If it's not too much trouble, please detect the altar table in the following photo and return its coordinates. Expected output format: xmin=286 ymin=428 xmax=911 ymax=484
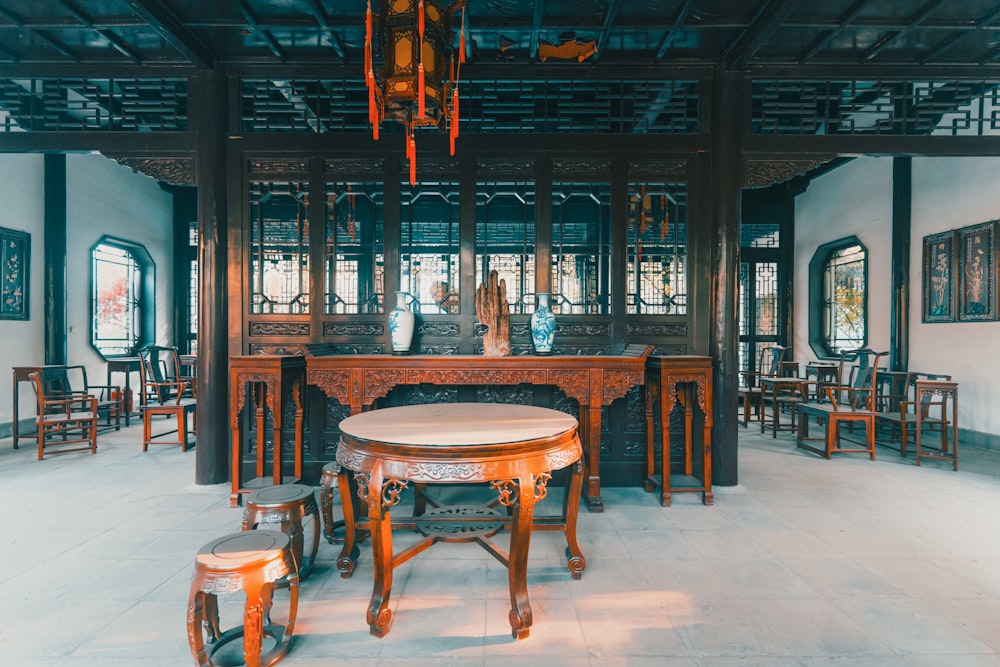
xmin=307 ymin=344 xmax=652 ymax=512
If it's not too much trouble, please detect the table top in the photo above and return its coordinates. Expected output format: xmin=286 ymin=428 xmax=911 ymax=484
xmin=337 ymin=403 xmax=582 ymax=481
xmin=339 ymin=403 xmax=577 ymax=447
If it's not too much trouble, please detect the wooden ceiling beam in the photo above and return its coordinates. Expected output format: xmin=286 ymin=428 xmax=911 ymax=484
xmin=304 ymin=0 xmax=347 ymax=63
xmin=591 ymin=0 xmax=622 ymax=63
xmin=724 ymin=0 xmax=803 ymax=70
xmin=54 ymin=0 xmax=143 ymax=62
xmin=121 ymin=0 xmax=213 ymax=66
xmin=655 ymin=0 xmax=695 ymax=62
xmin=795 ymin=0 xmax=868 ymax=63
xmin=529 ymin=0 xmax=544 ymax=61
xmin=239 ymin=0 xmax=287 ymax=62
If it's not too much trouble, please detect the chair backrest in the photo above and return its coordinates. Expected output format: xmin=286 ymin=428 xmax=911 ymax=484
xmin=845 ymin=350 xmax=885 ymax=410
xmin=137 ymin=345 xmax=185 ymax=405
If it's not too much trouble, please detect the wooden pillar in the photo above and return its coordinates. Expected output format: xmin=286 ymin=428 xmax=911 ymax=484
xmin=171 ymin=187 xmax=197 ymax=353
xmin=890 ymin=157 xmax=911 ymax=372
xmin=193 ymin=68 xmax=230 ymax=485
xmin=43 ymin=154 xmax=67 ymax=365
xmin=709 ymin=68 xmax=745 ymax=487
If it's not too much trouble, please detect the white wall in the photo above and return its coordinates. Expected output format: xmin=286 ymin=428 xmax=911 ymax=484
xmin=794 ymin=155 xmax=1000 ymax=439
xmin=793 ymin=157 xmax=894 ymax=363
xmin=65 ymin=154 xmax=175 ymax=387
xmin=0 ymin=154 xmax=45 ymax=429
xmin=0 ymin=154 xmax=174 ymax=435
xmin=911 ymin=157 xmax=1000 ymax=436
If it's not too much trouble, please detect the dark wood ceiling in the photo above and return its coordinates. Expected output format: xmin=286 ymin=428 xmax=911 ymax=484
xmin=2 ymin=0 xmax=1000 ymax=74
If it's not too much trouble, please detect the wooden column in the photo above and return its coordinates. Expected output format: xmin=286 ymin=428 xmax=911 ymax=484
xmin=709 ymin=68 xmax=745 ymax=487
xmin=890 ymin=157 xmax=911 ymax=372
xmin=193 ymin=68 xmax=230 ymax=485
xmin=43 ymin=154 xmax=67 ymax=365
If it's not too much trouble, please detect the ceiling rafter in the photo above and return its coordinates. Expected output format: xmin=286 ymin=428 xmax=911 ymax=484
xmin=795 ymin=0 xmax=868 ymax=63
xmin=724 ymin=0 xmax=803 ymax=70
xmin=921 ymin=3 xmax=1000 ymax=65
xmin=860 ymin=0 xmax=949 ymax=63
xmin=55 ymin=0 xmax=141 ymax=62
xmin=529 ymin=0 xmax=545 ymax=61
xmin=120 ymin=0 xmax=213 ymax=66
xmin=0 ymin=5 xmax=79 ymax=61
xmin=591 ymin=0 xmax=622 ymax=63
xmin=304 ymin=0 xmax=347 ymax=63
xmin=655 ymin=0 xmax=695 ymax=62
xmin=239 ymin=0 xmax=287 ymax=62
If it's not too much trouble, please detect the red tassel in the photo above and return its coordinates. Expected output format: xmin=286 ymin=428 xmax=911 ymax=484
xmin=459 ymin=8 xmax=466 ymax=65
xmin=449 ymin=87 xmax=458 ymax=155
xmin=409 ymin=134 xmax=417 ymax=186
xmin=418 ymin=0 xmax=425 ymax=37
xmin=418 ymin=63 xmax=425 ymax=119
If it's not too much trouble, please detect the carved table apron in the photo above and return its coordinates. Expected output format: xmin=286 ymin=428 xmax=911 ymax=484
xmin=335 ymin=403 xmax=584 ymax=640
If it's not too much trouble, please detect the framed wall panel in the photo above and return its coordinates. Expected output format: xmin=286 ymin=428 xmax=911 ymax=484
xmin=0 ymin=227 xmax=29 ymax=320
xmin=957 ymin=221 xmax=997 ymax=322
xmin=922 ymin=230 xmax=956 ymax=323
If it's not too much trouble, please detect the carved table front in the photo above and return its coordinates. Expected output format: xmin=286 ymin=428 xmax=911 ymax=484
xmin=307 ymin=344 xmax=651 ymax=512
xmin=336 ymin=403 xmax=584 ymax=640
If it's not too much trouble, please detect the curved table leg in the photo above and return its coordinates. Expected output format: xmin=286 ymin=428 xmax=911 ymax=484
xmin=367 ymin=471 xmax=405 ymax=638
xmin=336 ymin=469 xmax=359 ymax=577
xmin=507 ymin=474 xmax=537 ymax=640
xmin=562 ymin=459 xmax=586 ymax=579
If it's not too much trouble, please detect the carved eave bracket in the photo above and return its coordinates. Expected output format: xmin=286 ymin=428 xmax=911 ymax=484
xmin=104 ymin=154 xmax=196 ymax=186
xmin=744 ymin=158 xmax=836 ymax=189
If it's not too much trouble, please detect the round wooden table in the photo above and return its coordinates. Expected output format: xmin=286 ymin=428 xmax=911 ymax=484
xmin=335 ymin=402 xmax=585 ymax=640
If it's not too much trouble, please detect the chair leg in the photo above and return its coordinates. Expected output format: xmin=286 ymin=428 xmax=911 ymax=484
xmin=143 ymin=411 xmax=152 ymax=452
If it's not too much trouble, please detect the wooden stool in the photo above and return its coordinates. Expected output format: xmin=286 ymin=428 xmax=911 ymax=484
xmin=187 ymin=530 xmax=298 ymax=667
xmin=243 ymin=484 xmax=319 ymax=582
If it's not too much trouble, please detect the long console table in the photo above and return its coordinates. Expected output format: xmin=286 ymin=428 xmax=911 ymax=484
xmin=306 ymin=344 xmax=653 ymax=512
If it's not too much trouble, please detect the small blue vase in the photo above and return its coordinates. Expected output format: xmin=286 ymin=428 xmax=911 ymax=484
xmin=530 ymin=293 xmax=556 ymax=355
xmin=388 ymin=291 xmax=415 ymax=355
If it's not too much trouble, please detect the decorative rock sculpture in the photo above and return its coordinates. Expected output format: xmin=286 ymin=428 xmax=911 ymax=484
xmin=475 ymin=270 xmax=511 ymax=357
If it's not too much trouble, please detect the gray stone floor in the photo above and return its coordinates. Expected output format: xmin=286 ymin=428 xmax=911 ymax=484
xmin=2 ymin=418 xmax=1000 ymax=666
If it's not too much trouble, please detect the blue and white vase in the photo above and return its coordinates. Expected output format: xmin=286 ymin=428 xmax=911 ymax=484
xmin=530 ymin=293 xmax=556 ymax=355
xmin=388 ymin=290 xmax=415 ymax=355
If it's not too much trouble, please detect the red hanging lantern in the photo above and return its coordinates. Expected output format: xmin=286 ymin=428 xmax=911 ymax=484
xmin=364 ymin=0 xmax=467 ymax=183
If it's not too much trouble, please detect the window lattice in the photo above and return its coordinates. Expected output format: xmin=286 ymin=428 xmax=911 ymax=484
xmin=325 ymin=181 xmax=384 ymax=314
xmin=0 ymin=77 xmax=187 ymax=132
xmin=552 ymin=183 xmax=612 ymax=314
xmin=752 ymin=79 xmax=1000 ymax=136
xmin=741 ymin=223 xmax=780 ymax=248
xmin=249 ymin=181 xmax=310 ymax=314
xmin=824 ymin=244 xmax=866 ymax=351
xmin=241 ymin=78 xmax=699 ymax=134
xmin=626 ymin=182 xmax=687 ymax=315
xmin=400 ymin=182 xmax=460 ymax=314
xmin=476 ymin=181 xmax=536 ymax=314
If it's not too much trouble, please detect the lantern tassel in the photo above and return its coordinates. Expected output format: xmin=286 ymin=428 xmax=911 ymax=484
xmin=418 ymin=63 xmax=425 ymax=119
xmin=459 ymin=8 xmax=466 ymax=65
xmin=409 ymin=133 xmax=417 ymax=186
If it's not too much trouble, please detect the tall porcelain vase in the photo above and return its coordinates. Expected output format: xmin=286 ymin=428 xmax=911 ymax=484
xmin=530 ymin=293 xmax=556 ymax=355
xmin=388 ymin=291 xmax=416 ymax=355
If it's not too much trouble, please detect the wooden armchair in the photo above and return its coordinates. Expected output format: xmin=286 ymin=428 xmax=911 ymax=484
xmin=138 ymin=345 xmax=192 ymax=406
xmin=876 ymin=372 xmax=953 ymax=459
xmin=64 ymin=365 xmax=122 ymax=431
xmin=796 ymin=351 xmax=886 ymax=460
xmin=738 ymin=345 xmax=791 ymax=426
xmin=28 ymin=370 xmax=99 ymax=460
xmin=137 ymin=345 xmax=197 ymax=451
